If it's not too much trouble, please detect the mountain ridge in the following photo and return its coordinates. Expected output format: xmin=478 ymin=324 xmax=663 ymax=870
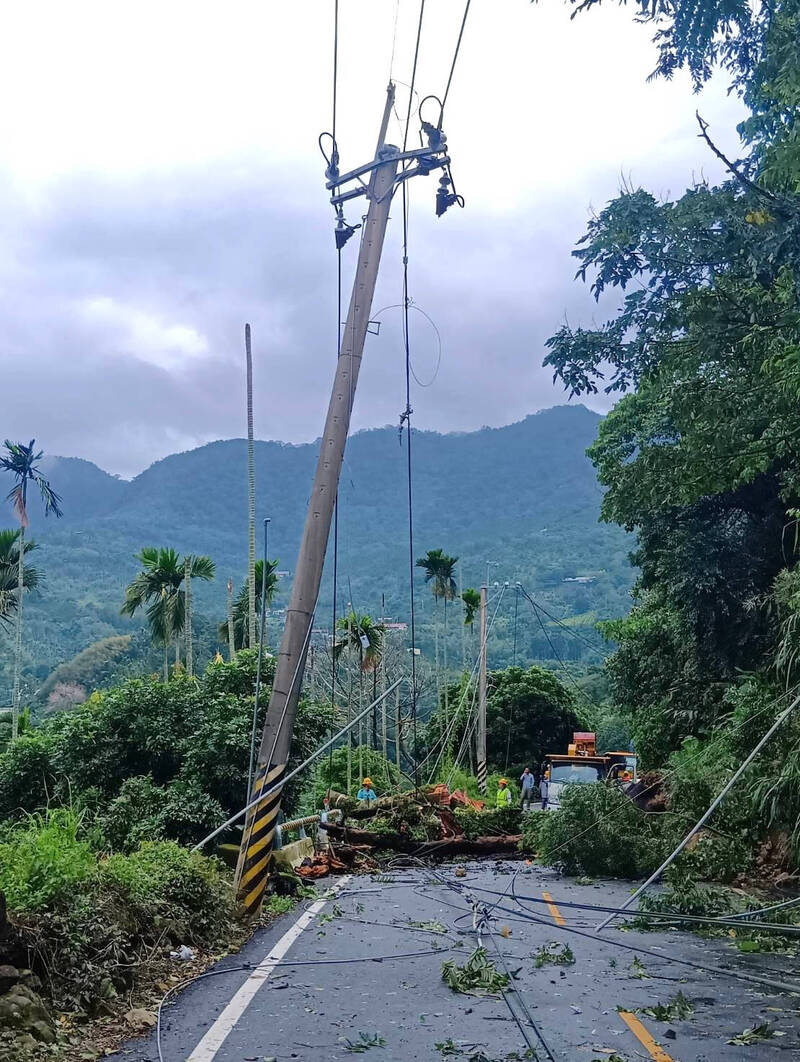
xmin=1 ymin=405 xmax=633 ymax=697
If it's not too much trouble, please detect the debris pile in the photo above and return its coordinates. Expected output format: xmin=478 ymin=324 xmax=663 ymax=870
xmin=314 ymin=785 xmax=522 ymax=872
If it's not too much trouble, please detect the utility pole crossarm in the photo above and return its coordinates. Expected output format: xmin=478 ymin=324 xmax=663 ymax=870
xmin=235 ymin=85 xmax=400 ymax=913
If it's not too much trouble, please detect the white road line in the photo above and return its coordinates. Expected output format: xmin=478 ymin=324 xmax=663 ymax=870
xmin=186 ymin=876 xmax=352 ymax=1062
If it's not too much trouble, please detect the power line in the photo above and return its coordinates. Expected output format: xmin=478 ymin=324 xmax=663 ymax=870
xmin=440 ymin=0 xmax=471 ymax=119
xmin=521 ymin=589 xmax=605 ymax=714
xmin=518 ymin=583 xmax=605 ymax=657
xmin=400 ymin=0 xmax=426 ymax=790
xmin=401 ymin=0 xmax=425 ymax=153
xmin=329 ymin=0 xmax=342 ymax=797
xmin=332 ymin=0 xmax=339 ymax=152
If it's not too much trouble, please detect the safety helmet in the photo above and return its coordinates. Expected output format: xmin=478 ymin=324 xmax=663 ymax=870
xmin=363 ymin=778 xmax=373 ymax=787
xmin=499 ymin=778 xmax=508 ymax=786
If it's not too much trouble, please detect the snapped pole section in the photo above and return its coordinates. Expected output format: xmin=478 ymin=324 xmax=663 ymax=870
xmin=595 ymin=689 xmax=800 ymax=931
xmin=477 ymin=583 xmax=488 ymax=795
xmin=235 ymin=86 xmax=399 ymax=913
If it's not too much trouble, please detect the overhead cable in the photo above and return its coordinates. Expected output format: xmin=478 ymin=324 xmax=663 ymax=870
xmin=440 ymin=0 xmax=472 ymax=119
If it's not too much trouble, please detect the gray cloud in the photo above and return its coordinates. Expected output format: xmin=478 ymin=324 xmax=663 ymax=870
xmin=0 ymin=160 xmax=625 ymax=478
xmin=0 ymin=0 xmax=748 ymax=477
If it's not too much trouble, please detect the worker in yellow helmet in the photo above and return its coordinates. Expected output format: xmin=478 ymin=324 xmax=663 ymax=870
xmin=495 ymin=778 xmax=513 ymax=809
xmin=357 ymin=777 xmax=377 ymax=806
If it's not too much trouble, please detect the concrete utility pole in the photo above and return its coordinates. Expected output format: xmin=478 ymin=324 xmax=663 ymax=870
xmin=235 ymin=78 xmax=457 ymax=912
xmin=477 ymin=583 xmax=488 ymax=795
xmin=235 ymin=87 xmax=402 ymax=913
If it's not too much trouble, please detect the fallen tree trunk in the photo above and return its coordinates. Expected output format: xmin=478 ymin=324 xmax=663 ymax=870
xmin=326 ymin=822 xmax=521 ymax=856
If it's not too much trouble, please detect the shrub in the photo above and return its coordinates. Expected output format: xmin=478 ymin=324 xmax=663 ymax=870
xmin=9 ymin=838 xmax=236 ymax=1014
xmin=0 ymin=652 xmax=335 ymax=847
xmin=454 ymin=806 xmax=522 ymax=840
xmin=535 ymin=783 xmax=670 ymax=878
xmin=679 ymin=831 xmax=751 ymax=883
xmin=0 ymin=730 xmax=56 ymax=819
xmin=0 ymin=807 xmax=95 ymax=912
xmin=637 ymin=868 xmax=740 ymax=921
xmin=97 ymin=774 xmax=164 ymax=851
xmin=310 ymin=745 xmax=400 ymax=806
xmin=520 ymin=809 xmax=548 ymax=853
xmin=101 ymin=841 xmax=232 ymax=944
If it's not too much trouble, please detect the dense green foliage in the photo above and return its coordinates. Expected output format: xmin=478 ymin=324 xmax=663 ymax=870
xmin=0 ymin=409 xmax=634 ymax=707
xmin=1 ymin=806 xmax=234 ymax=1013
xmin=0 ymin=529 xmax=38 ymax=621
xmin=541 ymin=0 xmax=800 ymax=872
xmin=425 ymin=665 xmax=581 ymax=776
xmin=310 ymin=745 xmax=400 ymax=806
xmin=453 ymin=805 xmax=521 ymax=840
xmin=532 ymin=784 xmax=669 ymax=878
xmin=0 ymin=651 xmax=334 ymax=846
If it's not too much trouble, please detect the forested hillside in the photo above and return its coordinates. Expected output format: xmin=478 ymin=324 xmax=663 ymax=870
xmin=0 ymin=405 xmax=632 ymax=703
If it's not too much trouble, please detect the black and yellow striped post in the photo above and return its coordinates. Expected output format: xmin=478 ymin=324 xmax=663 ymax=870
xmin=235 ymin=761 xmax=287 ymax=913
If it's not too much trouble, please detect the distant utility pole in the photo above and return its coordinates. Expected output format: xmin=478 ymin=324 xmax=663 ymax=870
xmin=245 ymin=323 xmax=257 ymax=651
xmin=477 ymin=583 xmax=488 ymax=795
xmin=235 ymin=84 xmax=455 ymax=912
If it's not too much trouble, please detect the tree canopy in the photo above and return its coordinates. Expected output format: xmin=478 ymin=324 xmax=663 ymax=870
xmin=544 ymin=0 xmax=800 ymax=766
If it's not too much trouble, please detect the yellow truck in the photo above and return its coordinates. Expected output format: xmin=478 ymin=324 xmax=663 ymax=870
xmin=541 ymin=732 xmax=637 ymax=811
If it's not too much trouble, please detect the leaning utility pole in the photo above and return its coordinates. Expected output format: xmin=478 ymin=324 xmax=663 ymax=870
xmin=477 ymin=583 xmax=488 ymax=795
xmin=235 ymin=84 xmax=456 ymax=912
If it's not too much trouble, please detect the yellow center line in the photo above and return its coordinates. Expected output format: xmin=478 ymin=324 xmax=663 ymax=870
xmin=619 ymin=1010 xmax=676 ymax=1062
xmin=541 ymin=890 xmax=565 ymax=926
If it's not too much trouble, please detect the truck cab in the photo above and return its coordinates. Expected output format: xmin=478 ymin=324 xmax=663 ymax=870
xmin=541 ymin=733 xmax=637 ymax=811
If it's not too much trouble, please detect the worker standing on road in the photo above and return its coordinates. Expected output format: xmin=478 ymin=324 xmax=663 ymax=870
xmin=519 ymin=767 xmax=535 ymax=811
xmin=495 ymin=778 xmax=513 ymax=809
xmin=357 ymin=777 xmax=377 ymax=806
xmin=317 ymin=796 xmax=331 ymax=851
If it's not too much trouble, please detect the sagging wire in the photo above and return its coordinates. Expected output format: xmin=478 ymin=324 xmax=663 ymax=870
xmin=155 ymin=941 xmax=461 ymax=1062
xmin=517 ymin=585 xmax=605 ymax=716
xmin=507 ymin=875 xmax=800 ymax=996
xmin=398 ymin=857 xmax=557 ymax=1062
xmin=423 ymin=583 xmax=508 ymax=783
xmin=399 ymin=0 xmax=426 ymax=792
xmin=517 ymin=583 xmax=606 ymax=658
xmin=371 ymin=300 xmax=443 ymax=388
xmin=408 ymin=859 xmax=800 ymax=997
xmin=462 ymin=884 xmax=800 ymax=938
xmin=440 ymin=0 xmax=472 ymax=120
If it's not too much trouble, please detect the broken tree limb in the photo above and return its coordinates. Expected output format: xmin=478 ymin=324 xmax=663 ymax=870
xmin=325 ymin=822 xmax=521 ymax=856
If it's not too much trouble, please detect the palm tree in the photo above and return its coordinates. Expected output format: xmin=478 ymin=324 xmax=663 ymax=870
xmin=122 ymin=547 xmax=183 ymax=679
xmin=333 ymin=611 xmax=385 ymax=792
xmin=218 ymin=559 xmax=278 ymax=651
xmin=0 ymin=529 xmax=39 ymax=622
xmin=122 ymin=547 xmax=214 ymax=678
xmin=462 ymin=587 xmax=481 ymax=627
xmin=416 ymin=548 xmax=458 ymax=731
xmin=0 ymin=440 xmax=62 ymax=739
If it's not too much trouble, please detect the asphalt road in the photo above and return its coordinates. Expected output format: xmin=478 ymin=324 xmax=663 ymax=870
xmin=115 ymin=859 xmax=800 ymax=1062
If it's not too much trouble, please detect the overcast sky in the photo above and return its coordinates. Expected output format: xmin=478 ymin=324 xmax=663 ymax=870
xmin=0 ymin=1 xmax=745 ymax=477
